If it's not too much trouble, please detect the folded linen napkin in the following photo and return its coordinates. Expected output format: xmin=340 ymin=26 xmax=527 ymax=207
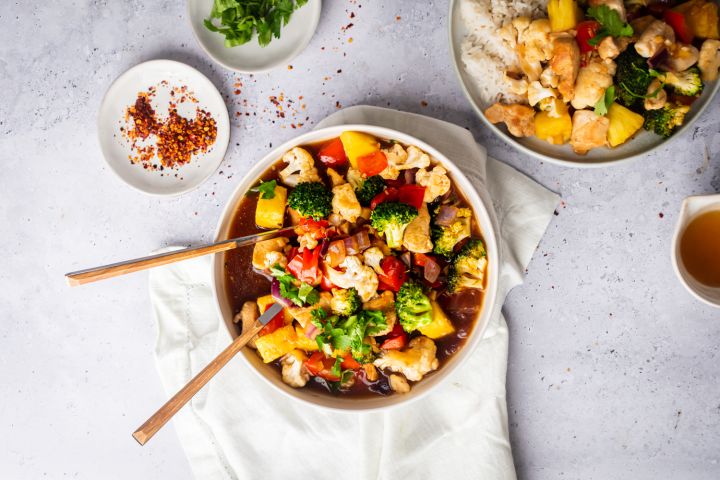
xmin=149 ymin=106 xmax=560 ymax=480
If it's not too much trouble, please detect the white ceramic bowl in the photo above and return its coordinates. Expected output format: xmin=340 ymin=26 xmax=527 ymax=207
xmin=187 ymin=0 xmax=322 ymax=73
xmin=211 ymin=125 xmax=499 ymax=411
xmin=448 ymin=0 xmax=720 ymax=168
xmin=671 ymin=194 xmax=720 ymax=308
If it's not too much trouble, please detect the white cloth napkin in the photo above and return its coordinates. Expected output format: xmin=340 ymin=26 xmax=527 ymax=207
xmin=149 ymin=106 xmax=560 ymax=480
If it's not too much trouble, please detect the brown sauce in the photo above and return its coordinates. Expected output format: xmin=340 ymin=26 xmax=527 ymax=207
xmin=680 ymin=210 xmax=720 ymax=287
xmin=222 ymin=138 xmax=487 ymax=396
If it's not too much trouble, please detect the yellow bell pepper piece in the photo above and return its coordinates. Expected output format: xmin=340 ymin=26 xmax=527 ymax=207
xmin=255 ymin=325 xmax=298 ymax=363
xmin=255 ymin=185 xmax=287 ymax=229
xmin=293 ymin=324 xmax=319 ymax=352
xmin=418 ymin=300 xmax=455 ymax=339
xmin=547 ymin=0 xmax=580 ymax=32
xmin=256 ymin=294 xmax=293 ymax=323
xmin=339 ymin=131 xmax=380 ymax=169
xmin=607 ymin=103 xmax=644 ymax=147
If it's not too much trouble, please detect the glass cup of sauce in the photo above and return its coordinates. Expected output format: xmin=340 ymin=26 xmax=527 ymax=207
xmin=671 ymin=194 xmax=720 ymax=308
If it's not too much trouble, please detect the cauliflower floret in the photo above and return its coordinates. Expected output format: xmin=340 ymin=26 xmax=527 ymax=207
xmin=297 ymin=232 xmax=318 ymax=252
xmin=379 ymin=144 xmax=431 ymax=180
xmin=373 ymin=336 xmax=439 ymax=382
xmin=326 ymin=167 xmax=346 ymax=187
xmin=362 ymin=247 xmax=385 ymax=274
xmin=504 ymin=72 xmax=529 ymax=96
xmin=540 ymin=66 xmax=559 ymax=88
xmin=346 ymin=167 xmax=364 ymax=189
xmin=325 ymin=256 xmax=379 ymax=302
xmin=331 ymin=183 xmax=362 ymax=223
xmin=402 ymin=203 xmax=433 ymax=253
xmin=415 ymin=166 xmax=451 ymax=203
xmin=251 ymin=237 xmax=289 ymax=271
xmin=278 ymin=147 xmax=321 ymax=187
xmin=527 ymin=81 xmax=558 ymax=107
xmin=389 ymin=374 xmax=411 ymax=393
xmin=362 ymin=290 xmax=396 ymax=336
xmin=281 ymin=350 xmax=309 ymax=388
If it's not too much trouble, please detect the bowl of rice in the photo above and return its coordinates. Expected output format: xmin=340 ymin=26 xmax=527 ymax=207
xmin=448 ymin=0 xmax=720 ymax=167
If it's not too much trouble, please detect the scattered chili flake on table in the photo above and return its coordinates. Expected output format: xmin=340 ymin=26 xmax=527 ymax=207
xmin=121 ymin=83 xmax=217 ymax=170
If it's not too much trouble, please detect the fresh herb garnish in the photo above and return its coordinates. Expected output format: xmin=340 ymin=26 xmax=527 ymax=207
xmin=269 ymin=264 xmax=319 ymax=307
xmin=587 ymin=5 xmax=633 ymax=46
xmin=330 ymin=356 xmax=343 ymax=377
xmin=311 ymin=308 xmax=387 ymax=363
xmin=204 ymin=0 xmax=309 ymax=48
xmin=594 ymin=85 xmax=616 ymax=116
xmin=250 ymin=179 xmax=277 ymax=199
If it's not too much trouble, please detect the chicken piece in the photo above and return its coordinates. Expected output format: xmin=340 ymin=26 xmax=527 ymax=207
xmin=415 ymin=167 xmax=451 ymax=203
xmin=527 ymin=81 xmax=558 ymax=107
xmin=362 ymin=246 xmax=385 ymax=274
xmin=635 ymin=20 xmax=675 ymax=58
xmin=278 ymin=147 xmax=321 ymax=187
xmin=326 ymin=167 xmax=346 ymax=187
xmin=571 ymin=60 xmax=615 ymax=109
xmin=698 ymin=39 xmax=720 ymax=82
xmin=666 ymin=43 xmax=700 ymax=72
xmin=550 ymin=35 xmax=580 ymax=101
xmin=331 ymin=183 xmax=362 ymax=223
xmin=631 ymin=15 xmax=656 ymax=36
xmin=281 ymin=350 xmax=310 ymax=388
xmin=540 ymin=66 xmax=559 ymax=88
xmin=325 ymin=256 xmax=379 ymax=302
xmin=373 ymin=336 xmax=439 ymax=382
xmin=589 ymin=0 xmax=626 ymax=21
xmin=251 ymin=237 xmax=289 ymax=271
xmin=402 ymin=203 xmax=433 ymax=253
xmin=484 ymin=103 xmax=536 ymax=137
xmin=598 ymin=36 xmax=620 ymax=60
xmin=288 ymin=292 xmax=332 ymax=328
xmin=362 ymin=290 xmax=397 ymax=336
xmin=389 ymin=374 xmax=411 ymax=394
xmin=570 ymin=110 xmax=609 ymax=155
xmin=644 ymin=78 xmax=667 ymax=111
xmin=234 ymin=301 xmax=259 ymax=349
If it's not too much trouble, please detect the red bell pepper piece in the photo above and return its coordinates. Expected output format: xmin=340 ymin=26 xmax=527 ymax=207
xmin=341 ymin=353 xmax=362 ymax=370
xmin=297 ymin=218 xmax=329 ymax=239
xmin=575 ymin=20 xmax=600 ymax=54
xmin=377 ymin=256 xmax=407 ymax=292
xmin=305 ymin=352 xmax=341 ymax=381
xmin=380 ymin=323 xmax=407 ymax=350
xmin=317 ymin=138 xmax=348 ymax=168
xmin=319 ymin=264 xmax=336 ymax=291
xmin=287 ymin=246 xmax=322 ymax=286
xmin=664 ymin=10 xmax=693 ymax=44
xmin=370 ymin=187 xmax=398 ymax=209
xmin=357 ymin=151 xmax=388 ymax=176
xmin=397 ymin=184 xmax=425 ymax=210
xmin=413 ymin=252 xmax=435 ymax=267
xmin=258 ymin=305 xmax=285 ymax=336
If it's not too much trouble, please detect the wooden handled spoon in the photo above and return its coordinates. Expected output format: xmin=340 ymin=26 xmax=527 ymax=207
xmin=65 ymin=227 xmax=294 ymax=286
xmin=132 ymin=302 xmax=283 ymax=445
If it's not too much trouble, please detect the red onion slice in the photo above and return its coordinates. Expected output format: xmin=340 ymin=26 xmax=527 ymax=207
xmin=435 ymin=205 xmax=459 ymax=227
xmin=424 ymin=257 xmax=441 ymax=283
xmin=326 ymin=240 xmax=346 ymax=267
xmin=271 ymin=279 xmax=293 ymax=307
xmin=400 ymin=251 xmax=412 ymax=267
xmin=355 ymin=230 xmax=371 ymax=252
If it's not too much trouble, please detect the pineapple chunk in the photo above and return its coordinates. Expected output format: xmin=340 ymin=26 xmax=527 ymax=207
xmin=339 ymin=131 xmax=380 ymax=169
xmin=293 ymin=324 xmax=319 ymax=352
xmin=534 ymin=103 xmax=572 ymax=145
xmin=255 ymin=325 xmax=298 ymax=363
xmin=418 ymin=301 xmax=455 ymax=339
xmin=255 ymin=185 xmax=287 ymax=229
xmin=675 ymin=0 xmax=719 ymax=39
xmin=257 ymin=294 xmax=293 ymax=324
xmin=607 ymin=103 xmax=644 ymax=147
xmin=548 ymin=0 xmax=580 ymax=32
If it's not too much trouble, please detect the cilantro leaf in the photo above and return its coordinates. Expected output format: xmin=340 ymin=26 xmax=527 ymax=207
xmin=252 ymin=180 xmax=277 ymax=199
xmin=330 ymin=356 xmax=343 ymax=377
xmin=594 ymin=85 xmax=616 ymax=116
xmin=587 ymin=5 xmax=633 ymax=46
xmin=269 ymin=264 xmax=320 ymax=307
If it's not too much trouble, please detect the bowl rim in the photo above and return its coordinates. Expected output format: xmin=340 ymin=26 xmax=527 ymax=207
xmin=447 ymin=0 xmax=720 ymax=169
xmin=210 ymin=124 xmax=500 ymax=412
xmin=185 ymin=0 xmax=322 ymax=74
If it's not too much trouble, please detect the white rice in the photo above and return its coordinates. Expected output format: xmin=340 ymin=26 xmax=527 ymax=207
xmin=459 ymin=0 xmax=547 ymax=105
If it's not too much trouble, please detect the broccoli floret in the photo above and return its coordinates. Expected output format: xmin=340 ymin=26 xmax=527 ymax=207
xmin=330 ymin=288 xmax=362 ymax=317
xmin=355 ymin=175 xmax=386 ymax=206
xmin=287 ymin=181 xmax=332 ymax=220
xmin=664 ymin=67 xmax=704 ymax=97
xmin=447 ymin=239 xmax=488 ymax=294
xmin=431 ymin=207 xmax=472 ymax=257
xmin=615 ymin=49 xmax=655 ymax=110
xmin=370 ymin=201 xmax=418 ymax=249
xmin=395 ymin=280 xmax=433 ymax=332
xmin=643 ymin=103 xmax=690 ymax=138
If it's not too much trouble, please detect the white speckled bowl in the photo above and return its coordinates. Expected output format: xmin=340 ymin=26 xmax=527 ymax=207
xmin=448 ymin=0 xmax=720 ymax=168
xmin=210 ymin=125 xmax=499 ymax=411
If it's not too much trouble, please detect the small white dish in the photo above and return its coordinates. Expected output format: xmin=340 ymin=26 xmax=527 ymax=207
xmin=97 ymin=59 xmax=230 ymax=196
xmin=671 ymin=194 xmax=720 ymax=308
xmin=187 ymin=0 xmax=322 ymax=73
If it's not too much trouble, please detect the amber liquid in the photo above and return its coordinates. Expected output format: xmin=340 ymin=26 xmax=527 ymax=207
xmin=680 ymin=210 xmax=720 ymax=287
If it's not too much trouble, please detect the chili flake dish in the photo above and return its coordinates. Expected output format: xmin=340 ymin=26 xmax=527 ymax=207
xmin=217 ymin=129 xmax=495 ymax=400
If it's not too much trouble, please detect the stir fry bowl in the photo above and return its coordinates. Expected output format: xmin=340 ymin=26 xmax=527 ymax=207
xmin=448 ymin=0 xmax=720 ymax=168
xmin=211 ymin=125 xmax=499 ymax=411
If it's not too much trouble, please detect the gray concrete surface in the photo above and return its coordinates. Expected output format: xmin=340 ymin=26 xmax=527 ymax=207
xmin=1 ymin=1 xmax=719 ymax=479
